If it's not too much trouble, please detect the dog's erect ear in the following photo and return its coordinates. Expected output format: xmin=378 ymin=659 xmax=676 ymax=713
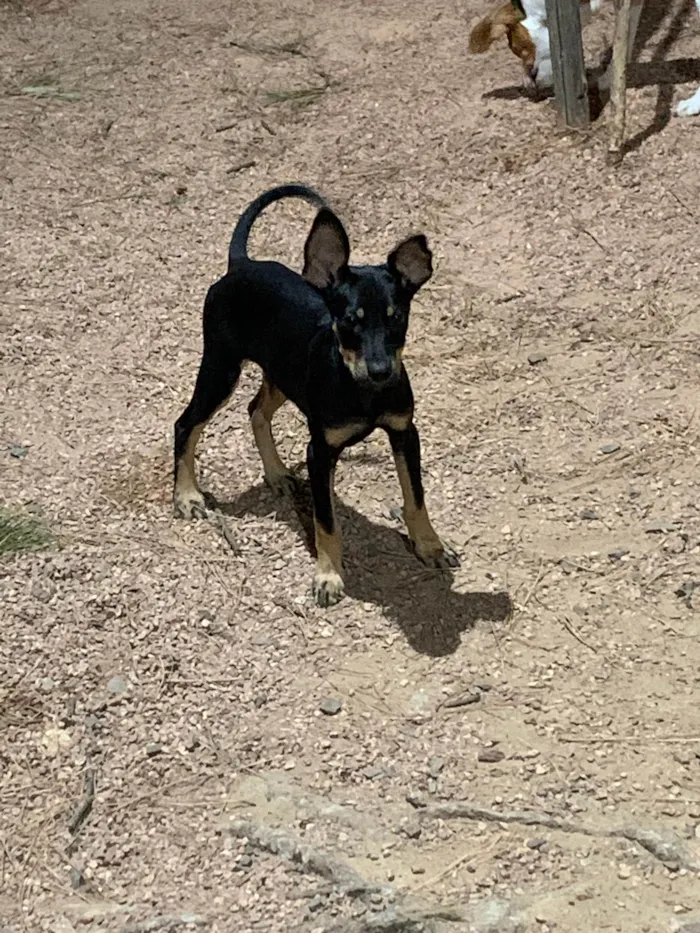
xmin=303 ymin=208 xmax=350 ymax=288
xmin=388 ymin=234 xmax=433 ymax=292
xmin=469 ymin=2 xmax=524 ymax=53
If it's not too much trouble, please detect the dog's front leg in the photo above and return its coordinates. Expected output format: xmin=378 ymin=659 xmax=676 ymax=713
xmin=386 ymin=424 xmax=460 ymax=570
xmin=307 ymin=435 xmax=344 ymax=607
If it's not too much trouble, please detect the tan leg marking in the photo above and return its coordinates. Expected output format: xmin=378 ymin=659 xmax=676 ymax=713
xmin=174 ymin=384 xmax=238 ymax=518
xmin=324 ymin=421 xmax=368 ymax=449
xmin=312 ymin=467 xmax=344 ymax=607
xmin=250 ymin=376 xmax=295 ymax=495
xmin=393 ymin=451 xmax=459 ymax=569
xmin=378 ymin=410 xmax=413 ymax=432
xmin=174 ymin=424 xmax=206 ymax=517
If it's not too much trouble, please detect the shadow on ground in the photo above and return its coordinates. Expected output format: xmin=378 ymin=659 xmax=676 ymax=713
xmin=216 ymin=480 xmax=512 ymax=658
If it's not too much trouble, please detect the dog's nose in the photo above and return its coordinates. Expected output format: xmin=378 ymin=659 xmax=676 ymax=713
xmin=366 ymin=359 xmax=393 ymax=383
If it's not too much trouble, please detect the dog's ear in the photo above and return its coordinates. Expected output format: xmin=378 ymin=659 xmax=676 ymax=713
xmin=388 ymin=234 xmax=433 ymax=292
xmin=303 ymin=208 xmax=350 ymax=288
xmin=469 ymin=2 xmax=523 ymax=53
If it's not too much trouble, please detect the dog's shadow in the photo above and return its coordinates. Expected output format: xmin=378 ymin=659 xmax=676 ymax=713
xmin=215 ymin=478 xmax=512 ymax=658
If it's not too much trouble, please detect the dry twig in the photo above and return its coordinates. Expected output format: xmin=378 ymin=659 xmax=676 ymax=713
xmin=418 ymin=800 xmax=700 ymax=871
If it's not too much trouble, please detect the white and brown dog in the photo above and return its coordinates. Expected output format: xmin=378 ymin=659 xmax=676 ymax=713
xmin=469 ymin=0 xmax=700 ymax=116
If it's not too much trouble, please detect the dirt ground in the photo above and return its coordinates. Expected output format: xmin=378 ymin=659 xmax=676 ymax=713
xmin=2 ymin=0 xmax=700 ymax=930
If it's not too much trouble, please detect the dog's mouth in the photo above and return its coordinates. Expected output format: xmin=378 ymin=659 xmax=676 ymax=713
xmin=338 ymin=346 xmax=401 ymax=387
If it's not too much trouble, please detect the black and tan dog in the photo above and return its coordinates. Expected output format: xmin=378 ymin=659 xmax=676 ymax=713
xmin=174 ymin=184 xmax=458 ymax=607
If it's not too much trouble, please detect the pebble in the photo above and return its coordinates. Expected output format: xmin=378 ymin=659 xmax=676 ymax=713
xmin=600 ymin=442 xmax=621 ymax=454
xmin=107 ymin=675 xmax=129 ymax=694
xmin=617 ymin=863 xmax=632 ymax=880
xmin=527 ymin=351 xmax=547 ymax=365
xmin=645 ymin=518 xmax=680 ymax=534
xmin=443 ymin=690 xmax=480 ymax=709
xmin=9 ymin=444 xmax=28 ymax=459
xmin=184 ymin=735 xmax=200 ymax=752
xmin=400 ymin=819 xmax=422 ymax=839
xmin=39 ymin=677 xmax=55 ymax=693
xmin=428 ymin=756 xmax=445 ymax=777
xmin=319 ymin=697 xmax=342 ymax=716
xmin=580 ymin=508 xmax=597 ymax=521
xmin=478 ymin=747 xmax=505 ymax=763
xmin=70 ymin=867 xmax=84 ymax=889
xmin=145 ymin=742 xmax=162 ymax=757
xmin=410 ymin=865 xmax=426 ymax=875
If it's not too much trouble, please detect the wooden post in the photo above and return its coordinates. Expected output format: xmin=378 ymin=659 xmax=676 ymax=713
xmin=607 ymin=0 xmax=632 ymax=165
xmin=544 ymin=0 xmax=589 ymax=127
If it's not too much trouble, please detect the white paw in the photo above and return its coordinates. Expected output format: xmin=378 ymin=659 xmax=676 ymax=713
xmin=174 ymin=488 xmax=207 ymax=519
xmin=312 ymin=570 xmax=345 ymax=608
xmin=676 ymin=90 xmax=700 ymax=117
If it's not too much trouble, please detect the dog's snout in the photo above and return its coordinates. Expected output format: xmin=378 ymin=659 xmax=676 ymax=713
xmin=366 ymin=358 xmax=394 ymax=383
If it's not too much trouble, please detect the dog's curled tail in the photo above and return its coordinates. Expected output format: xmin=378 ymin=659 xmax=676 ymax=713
xmin=228 ymin=183 xmax=330 ymax=267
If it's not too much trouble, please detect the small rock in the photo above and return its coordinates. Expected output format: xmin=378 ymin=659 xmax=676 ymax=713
xmin=608 ymin=548 xmax=629 ymax=561
xmin=30 ymin=578 xmax=56 ymax=602
xmin=617 ymin=863 xmax=632 ymax=880
xmin=478 ymin=747 xmax=505 ymax=764
xmin=443 ymin=690 xmax=480 ymax=709
xmin=408 ymin=689 xmax=433 ymax=714
xmin=184 ymin=735 xmax=200 ymax=752
xmin=307 ymin=895 xmax=324 ymax=913
xmin=237 ymin=854 xmax=252 ymax=869
xmin=527 ymin=838 xmax=548 ymax=850
xmin=600 ymin=442 xmax=621 ymax=454
xmin=369 ymin=892 xmax=383 ymax=905
xmin=9 ymin=444 xmax=28 ymax=459
xmin=106 ymin=675 xmax=129 ymax=695
xmin=645 ymin=518 xmax=680 ymax=534
xmin=580 ymin=508 xmax=598 ymax=521
xmin=41 ymin=727 xmax=71 ymax=758
xmin=410 ymin=865 xmax=426 ymax=875
xmin=673 ymin=921 xmax=700 ymax=933
xmin=527 ymin=351 xmax=547 ymax=366
xmin=400 ymin=819 xmax=422 ymax=839
xmin=39 ymin=677 xmax=55 ymax=694
xmin=675 ymin=581 xmax=699 ymax=608
xmin=388 ymin=506 xmax=403 ymax=522
xmin=320 ymin=697 xmax=342 ymax=716
xmin=362 ymin=764 xmax=384 ymax=780
xmin=428 ymin=756 xmax=445 ymax=777
xmin=145 ymin=742 xmax=162 ymax=757
xmin=70 ymin=867 xmax=84 ymax=889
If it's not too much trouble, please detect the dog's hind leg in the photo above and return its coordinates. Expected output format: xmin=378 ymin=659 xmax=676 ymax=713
xmin=174 ymin=342 xmax=241 ymax=519
xmin=248 ymin=375 xmax=295 ymax=495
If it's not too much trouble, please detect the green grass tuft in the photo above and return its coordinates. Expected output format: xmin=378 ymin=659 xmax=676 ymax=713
xmin=0 ymin=507 xmax=53 ymax=555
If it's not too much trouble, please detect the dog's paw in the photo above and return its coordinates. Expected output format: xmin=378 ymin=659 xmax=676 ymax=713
xmin=312 ymin=570 xmax=345 ymax=608
xmin=265 ymin=471 xmax=298 ymax=497
xmin=675 ymin=91 xmax=700 ymax=118
xmin=174 ymin=488 xmax=207 ymax=520
xmin=413 ymin=538 xmax=460 ymax=570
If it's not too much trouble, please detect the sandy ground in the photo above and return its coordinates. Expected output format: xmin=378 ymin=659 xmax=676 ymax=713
xmin=2 ymin=0 xmax=700 ymax=930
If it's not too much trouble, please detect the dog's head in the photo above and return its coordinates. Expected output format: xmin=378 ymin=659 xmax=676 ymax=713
xmin=302 ymin=208 xmax=432 ymax=388
xmin=469 ymin=0 xmax=554 ymax=90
